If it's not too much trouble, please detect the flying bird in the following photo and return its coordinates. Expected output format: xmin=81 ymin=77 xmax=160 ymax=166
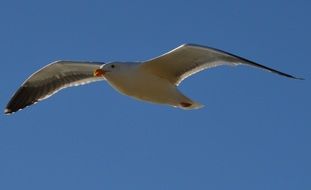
xmin=4 ymin=44 xmax=302 ymax=114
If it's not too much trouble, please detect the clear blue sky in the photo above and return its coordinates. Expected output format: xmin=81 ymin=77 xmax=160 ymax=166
xmin=1 ymin=0 xmax=310 ymax=189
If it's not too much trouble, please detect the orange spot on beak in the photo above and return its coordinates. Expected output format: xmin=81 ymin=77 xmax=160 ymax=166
xmin=93 ymin=69 xmax=105 ymax=77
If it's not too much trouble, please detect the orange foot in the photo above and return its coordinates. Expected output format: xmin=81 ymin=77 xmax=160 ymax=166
xmin=180 ymin=102 xmax=192 ymax=107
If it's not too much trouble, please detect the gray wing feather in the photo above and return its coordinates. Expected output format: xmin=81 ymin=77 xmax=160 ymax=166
xmin=141 ymin=44 xmax=301 ymax=85
xmin=5 ymin=60 xmax=105 ymax=114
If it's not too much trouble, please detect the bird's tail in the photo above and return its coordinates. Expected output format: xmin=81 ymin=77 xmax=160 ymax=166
xmin=178 ymin=100 xmax=204 ymax=110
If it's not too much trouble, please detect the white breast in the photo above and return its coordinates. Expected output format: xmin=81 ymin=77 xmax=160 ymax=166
xmin=105 ymin=66 xmax=179 ymax=104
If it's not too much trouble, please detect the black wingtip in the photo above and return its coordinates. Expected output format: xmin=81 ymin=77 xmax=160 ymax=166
xmin=4 ymin=108 xmax=13 ymax=115
xmin=186 ymin=44 xmax=304 ymax=81
xmin=294 ymin=77 xmax=305 ymax=80
xmin=241 ymin=60 xmax=304 ymax=81
xmin=276 ymin=72 xmax=304 ymax=80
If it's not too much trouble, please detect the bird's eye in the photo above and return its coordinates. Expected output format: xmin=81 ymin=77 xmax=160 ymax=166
xmin=111 ymin=65 xmax=115 ymax=68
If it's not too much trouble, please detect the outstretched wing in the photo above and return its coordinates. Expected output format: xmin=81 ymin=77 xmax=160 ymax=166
xmin=141 ymin=44 xmax=301 ymax=85
xmin=5 ymin=60 xmax=105 ymax=114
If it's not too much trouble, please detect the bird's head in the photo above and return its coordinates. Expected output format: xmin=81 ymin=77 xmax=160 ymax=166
xmin=93 ymin=62 xmax=138 ymax=78
xmin=94 ymin=63 xmax=122 ymax=77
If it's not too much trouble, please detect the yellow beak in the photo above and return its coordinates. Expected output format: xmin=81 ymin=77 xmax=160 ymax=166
xmin=93 ymin=69 xmax=106 ymax=77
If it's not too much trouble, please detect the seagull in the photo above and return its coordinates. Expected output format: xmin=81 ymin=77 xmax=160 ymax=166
xmin=4 ymin=43 xmax=302 ymax=114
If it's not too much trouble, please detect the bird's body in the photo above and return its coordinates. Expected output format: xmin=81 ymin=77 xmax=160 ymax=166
xmin=104 ymin=62 xmax=201 ymax=109
xmin=5 ymin=44 xmax=302 ymax=114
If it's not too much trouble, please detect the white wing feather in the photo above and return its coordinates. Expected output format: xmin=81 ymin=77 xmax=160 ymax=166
xmin=141 ymin=44 xmax=299 ymax=85
xmin=5 ymin=60 xmax=105 ymax=114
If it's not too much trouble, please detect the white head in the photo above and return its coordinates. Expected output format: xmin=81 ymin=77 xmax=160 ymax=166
xmin=93 ymin=62 xmax=135 ymax=78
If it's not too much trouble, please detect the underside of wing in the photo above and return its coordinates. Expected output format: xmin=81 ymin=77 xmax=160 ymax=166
xmin=5 ymin=61 xmax=105 ymax=114
xmin=141 ymin=44 xmax=301 ymax=85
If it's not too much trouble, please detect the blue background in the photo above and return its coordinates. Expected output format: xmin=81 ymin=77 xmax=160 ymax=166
xmin=1 ymin=0 xmax=310 ymax=189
